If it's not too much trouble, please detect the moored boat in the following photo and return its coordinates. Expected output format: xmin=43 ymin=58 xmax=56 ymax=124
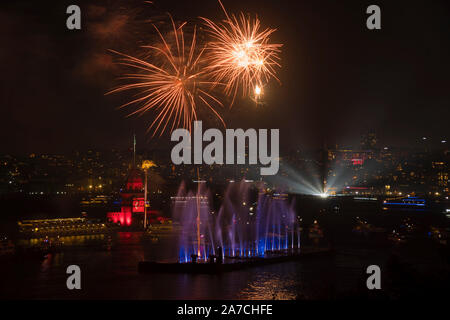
xmin=382 ymin=197 xmax=428 ymax=212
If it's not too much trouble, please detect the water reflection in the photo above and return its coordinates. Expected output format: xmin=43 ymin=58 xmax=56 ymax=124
xmin=2 ymin=223 xmax=449 ymax=300
xmin=239 ymin=272 xmax=298 ymax=300
xmin=18 ymin=234 xmax=107 ymax=247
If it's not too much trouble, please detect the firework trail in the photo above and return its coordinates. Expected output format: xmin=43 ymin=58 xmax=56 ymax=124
xmin=201 ymin=0 xmax=282 ymax=103
xmin=108 ymin=15 xmax=224 ymax=136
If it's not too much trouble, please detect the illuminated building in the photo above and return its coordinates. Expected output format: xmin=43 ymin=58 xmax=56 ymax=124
xmin=361 ymin=132 xmax=377 ymax=150
xmin=107 ymin=136 xmax=159 ymax=227
xmin=17 ymin=218 xmax=112 ymax=236
xmin=107 ymin=168 xmax=148 ymax=227
xmin=327 ymin=149 xmax=374 ymax=166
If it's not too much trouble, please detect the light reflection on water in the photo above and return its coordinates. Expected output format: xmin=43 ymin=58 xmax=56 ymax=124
xmin=238 ymin=272 xmax=298 ymax=300
xmin=1 ymin=231 xmax=381 ymax=300
xmin=19 ymin=234 xmax=106 ymax=244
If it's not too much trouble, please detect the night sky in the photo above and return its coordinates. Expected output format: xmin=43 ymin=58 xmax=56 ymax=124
xmin=1 ymin=0 xmax=449 ymax=154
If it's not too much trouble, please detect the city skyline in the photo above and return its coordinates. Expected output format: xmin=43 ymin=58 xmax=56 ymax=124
xmin=2 ymin=131 xmax=447 ymax=198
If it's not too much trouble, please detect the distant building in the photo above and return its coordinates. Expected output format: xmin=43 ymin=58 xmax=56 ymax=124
xmin=107 ymin=168 xmax=158 ymax=227
xmin=361 ymin=132 xmax=377 ymax=150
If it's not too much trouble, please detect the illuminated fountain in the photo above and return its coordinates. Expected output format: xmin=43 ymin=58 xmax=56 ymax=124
xmin=172 ymin=181 xmax=215 ymax=263
xmin=173 ymin=180 xmax=301 ymax=263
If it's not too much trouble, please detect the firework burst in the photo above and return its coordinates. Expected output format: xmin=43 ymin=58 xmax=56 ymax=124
xmin=201 ymin=0 xmax=282 ymax=102
xmin=108 ymin=16 xmax=224 ymax=136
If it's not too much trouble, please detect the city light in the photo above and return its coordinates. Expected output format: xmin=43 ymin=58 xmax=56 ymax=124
xmin=142 ymin=160 xmax=156 ymax=170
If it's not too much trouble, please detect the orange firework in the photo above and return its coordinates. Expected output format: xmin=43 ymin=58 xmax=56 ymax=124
xmin=108 ymin=16 xmax=224 ymax=136
xmin=201 ymin=0 xmax=282 ymax=102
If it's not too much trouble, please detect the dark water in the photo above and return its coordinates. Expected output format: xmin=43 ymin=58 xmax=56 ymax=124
xmin=1 ymin=195 xmax=449 ymax=300
xmin=2 ymin=231 xmax=449 ymax=300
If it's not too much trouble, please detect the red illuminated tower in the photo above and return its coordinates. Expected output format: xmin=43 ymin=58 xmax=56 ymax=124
xmin=107 ymin=136 xmax=145 ymax=226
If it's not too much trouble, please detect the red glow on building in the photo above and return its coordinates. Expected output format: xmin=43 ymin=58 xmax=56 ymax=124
xmin=132 ymin=198 xmax=145 ymax=213
xmin=125 ymin=171 xmax=144 ymax=191
xmin=107 ymin=167 xmax=163 ymax=227
xmin=352 ymin=159 xmax=364 ymax=165
xmin=107 ymin=169 xmax=146 ymax=227
xmin=107 ymin=208 xmax=132 ymax=226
